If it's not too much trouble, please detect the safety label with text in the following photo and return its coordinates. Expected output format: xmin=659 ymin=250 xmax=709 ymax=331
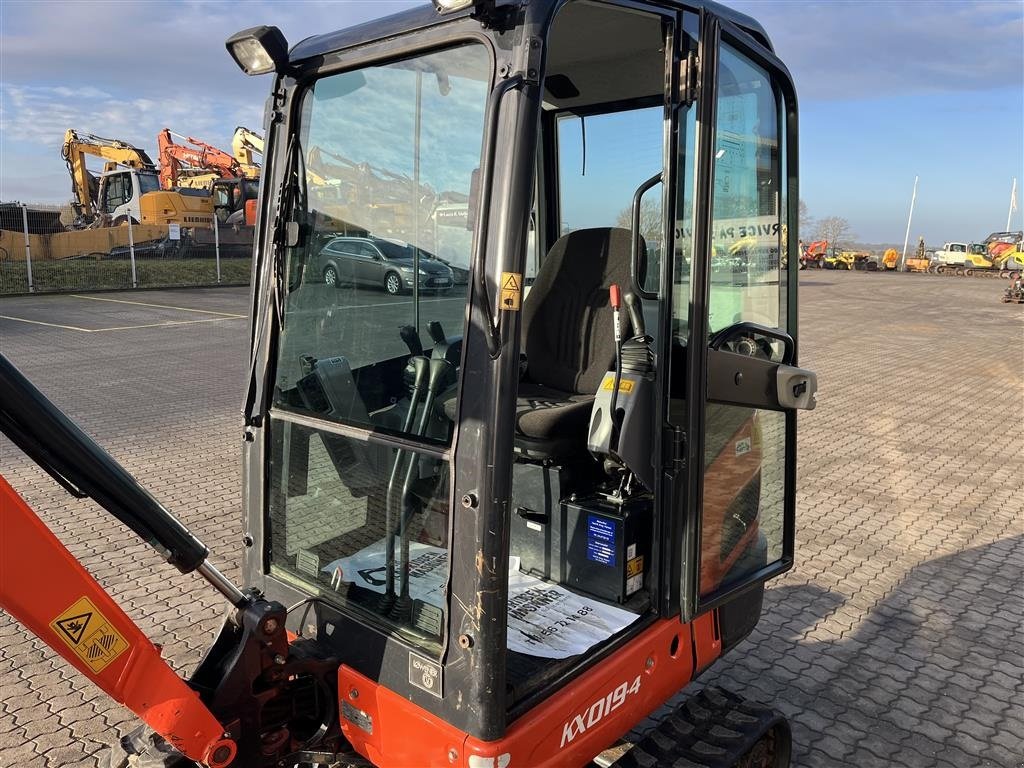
xmin=50 ymin=597 xmax=129 ymax=674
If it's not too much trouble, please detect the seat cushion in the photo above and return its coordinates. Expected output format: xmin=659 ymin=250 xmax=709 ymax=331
xmin=515 ymin=383 xmax=594 ymax=440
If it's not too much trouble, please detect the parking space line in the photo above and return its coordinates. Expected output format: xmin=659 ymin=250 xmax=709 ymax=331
xmin=70 ymin=294 xmax=247 ymax=318
xmin=0 ymin=314 xmax=243 ymax=333
xmin=0 ymin=315 xmax=93 ymax=332
xmin=90 ymin=317 xmax=245 ymax=332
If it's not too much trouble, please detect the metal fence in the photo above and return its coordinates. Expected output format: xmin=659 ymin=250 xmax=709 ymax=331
xmin=0 ymin=203 xmax=253 ymax=295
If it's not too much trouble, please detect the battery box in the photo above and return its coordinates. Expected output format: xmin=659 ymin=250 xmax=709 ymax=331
xmin=512 ymin=492 xmax=652 ymax=604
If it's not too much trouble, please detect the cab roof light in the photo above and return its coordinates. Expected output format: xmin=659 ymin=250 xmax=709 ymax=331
xmin=226 ymin=26 xmax=289 ymax=76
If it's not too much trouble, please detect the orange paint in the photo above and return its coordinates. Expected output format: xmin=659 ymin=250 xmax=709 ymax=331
xmin=0 ymin=475 xmax=234 ymax=767
xmin=339 ymin=617 xmax=720 ymax=767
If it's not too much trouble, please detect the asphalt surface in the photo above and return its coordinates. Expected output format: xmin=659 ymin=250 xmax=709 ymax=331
xmin=0 ymin=274 xmax=1022 ymax=767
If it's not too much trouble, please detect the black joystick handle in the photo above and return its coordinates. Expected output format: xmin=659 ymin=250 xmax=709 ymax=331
xmin=624 ymin=292 xmax=645 ymax=338
xmin=427 ymin=321 xmax=446 ymax=345
xmin=399 ymin=325 xmax=423 ymax=356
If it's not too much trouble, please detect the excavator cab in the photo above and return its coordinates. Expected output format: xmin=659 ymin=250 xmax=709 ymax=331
xmin=0 ymin=2 xmax=815 ymax=768
xmin=234 ymin=0 xmax=814 ymax=763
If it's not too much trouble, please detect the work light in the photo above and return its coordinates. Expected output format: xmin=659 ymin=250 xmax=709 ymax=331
xmin=226 ymin=26 xmax=289 ymax=76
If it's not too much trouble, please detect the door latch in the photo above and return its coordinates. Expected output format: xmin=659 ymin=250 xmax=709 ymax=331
xmin=776 ymin=365 xmax=817 ymax=410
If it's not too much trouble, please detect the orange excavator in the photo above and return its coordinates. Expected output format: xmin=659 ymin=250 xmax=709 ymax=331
xmin=157 ymin=128 xmax=258 ymax=228
xmin=799 ymin=240 xmax=828 ymax=269
xmin=157 ymin=129 xmax=242 ymax=191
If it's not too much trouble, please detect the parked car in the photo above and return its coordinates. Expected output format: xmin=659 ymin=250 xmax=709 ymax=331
xmin=314 ymin=236 xmax=455 ymax=295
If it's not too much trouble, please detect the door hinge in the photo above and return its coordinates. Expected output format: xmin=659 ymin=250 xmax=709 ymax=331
xmin=506 ymin=35 xmax=542 ymax=84
xmin=679 ymin=52 xmax=700 ymax=106
xmin=665 ymin=426 xmax=686 ymax=474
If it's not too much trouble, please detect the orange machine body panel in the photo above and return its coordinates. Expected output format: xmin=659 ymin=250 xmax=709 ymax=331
xmin=0 ymin=475 xmax=235 ymax=767
xmin=337 ymin=614 xmax=721 ymax=767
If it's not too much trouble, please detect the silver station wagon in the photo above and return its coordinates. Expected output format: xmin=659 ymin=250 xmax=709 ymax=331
xmin=315 ymin=236 xmax=455 ymax=295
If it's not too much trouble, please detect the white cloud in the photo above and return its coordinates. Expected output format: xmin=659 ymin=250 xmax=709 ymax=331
xmin=731 ymin=0 xmax=1023 ymax=100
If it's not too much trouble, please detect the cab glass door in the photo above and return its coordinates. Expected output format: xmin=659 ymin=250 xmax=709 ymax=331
xmin=701 ymin=42 xmax=789 ymax=600
xmin=672 ymin=24 xmax=804 ymax=617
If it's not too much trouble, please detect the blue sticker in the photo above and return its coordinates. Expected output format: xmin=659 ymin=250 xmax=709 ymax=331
xmin=586 ymin=514 xmax=617 ymax=566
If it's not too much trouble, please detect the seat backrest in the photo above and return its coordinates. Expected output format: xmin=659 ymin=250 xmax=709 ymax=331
xmin=522 ymin=227 xmax=640 ymax=394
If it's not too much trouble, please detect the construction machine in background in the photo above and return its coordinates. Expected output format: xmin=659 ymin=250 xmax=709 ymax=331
xmin=157 ymin=128 xmax=260 ymax=227
xmin=231 ymin=126 xmax=264 ymax=178
xmin=62 ymin=129 xmax=213 ymax=229
xmin=157 ymin=129 xmax=242 ymax=191
xmin=2 ymin=3 xmax=818 ymax=767
xmin=933 ymin=238 xmax=1024 ymax=279
xmin=799 ymin=239 xmax=828 ymax=269
xmin=1002 ymin=275 xmax=1024 ymax=303
xmin=823 ymin=250 xmax=874 ymax=270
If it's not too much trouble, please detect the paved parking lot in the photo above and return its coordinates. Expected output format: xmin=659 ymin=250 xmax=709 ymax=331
xmin=0 ymin=275 xmax=1022 ymax=767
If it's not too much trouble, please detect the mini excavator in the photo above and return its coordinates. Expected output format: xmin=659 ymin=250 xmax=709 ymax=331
xmin=1 ymin=2 xmax=817 ymax=766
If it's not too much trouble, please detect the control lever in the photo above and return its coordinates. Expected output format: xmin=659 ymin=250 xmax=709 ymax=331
xmin=383 ymin=356 xmax=430 ymax=609
xmin=427 ymin=321 xmax=446 ymax=345
xmin=608 ymin=285 xmax=624 ymax=441
xmin=399 ymin=325 xmax=424 ymax=356
xmin=394 ymin=357 xmax=452 ymax=618
xmin=623 ymin=291 xmax=645 ymax=338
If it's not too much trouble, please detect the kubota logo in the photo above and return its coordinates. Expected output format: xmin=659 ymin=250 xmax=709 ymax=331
xmin=559 ymin=676 xmax=641 ymax=748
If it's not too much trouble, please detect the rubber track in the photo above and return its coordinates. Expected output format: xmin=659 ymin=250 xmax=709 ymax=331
xmin=610 ymin=686 xmax=791 ymax=768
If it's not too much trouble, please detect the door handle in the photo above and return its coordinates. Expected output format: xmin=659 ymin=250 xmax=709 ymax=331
xmin=776 ymin=365 xmax=817 ymax=410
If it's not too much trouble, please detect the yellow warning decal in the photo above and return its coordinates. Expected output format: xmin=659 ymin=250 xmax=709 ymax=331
xmin=626 ymin=556 xmax=644 ymax=578
xmin=50 ymin=597 xmax=129 ymax=674
xmin=601 ymin=377 xmax=635 ymax=394
xmin=500 ymin=272 xmax=522 ymax=311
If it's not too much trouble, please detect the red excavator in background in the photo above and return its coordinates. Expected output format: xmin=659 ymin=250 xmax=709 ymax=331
xmin=157 ymin=129 xmax=242 ymax=191
xmin=798 ymin=240 xmax=829 ymax=269
xmin=157 ymin=128 xmax=259 ymax=228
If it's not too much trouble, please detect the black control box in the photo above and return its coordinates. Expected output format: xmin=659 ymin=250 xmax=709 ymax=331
xmin=512 ymin=493 xmax=652 ymax=604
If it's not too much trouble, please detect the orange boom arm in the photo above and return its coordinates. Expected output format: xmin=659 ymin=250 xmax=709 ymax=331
xmin=0 ymin=475 xmax=236 ymax=768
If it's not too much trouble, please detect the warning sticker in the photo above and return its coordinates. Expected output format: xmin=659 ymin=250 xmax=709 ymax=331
xmin=500 ymin=272 xmax=522 ymax=311
xmin=601 ymin=377 xmax=635 ymax=394
xmin=626 ymin=556 xmax=644 ymax=578
xmin=50 ymin=597 xmax=129 ymax=674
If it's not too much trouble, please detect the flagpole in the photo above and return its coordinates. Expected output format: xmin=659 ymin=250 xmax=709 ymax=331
xmin=1007 ymin=177 xmax=1017 ymax=231
xmin=900 ymin=175 xmax=919 ymax=271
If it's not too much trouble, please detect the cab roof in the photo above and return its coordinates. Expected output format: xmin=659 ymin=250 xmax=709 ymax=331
xmin=289 ymin=0 xmax=773 ymax=63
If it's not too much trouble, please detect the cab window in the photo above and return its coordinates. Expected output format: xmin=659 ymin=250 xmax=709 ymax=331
xmin=266 ymin=42 xmax=490 ymax=650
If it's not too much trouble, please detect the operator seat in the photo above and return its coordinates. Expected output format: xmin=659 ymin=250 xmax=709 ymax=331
xmin=515 ymin=226 xmax=641 ymax=457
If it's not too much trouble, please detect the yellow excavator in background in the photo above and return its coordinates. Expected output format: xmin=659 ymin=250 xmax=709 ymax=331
xmin=231 ymin=126 xmax=263 ymax=179
xmin=62 ymin=129 xmax=213 ymax=229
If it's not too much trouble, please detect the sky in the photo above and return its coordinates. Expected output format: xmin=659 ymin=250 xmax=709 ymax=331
xmin=1 ymin=0 xmax=1021 ymax=246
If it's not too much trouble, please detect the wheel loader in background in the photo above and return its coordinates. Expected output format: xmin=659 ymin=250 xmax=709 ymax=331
xmin=0 ymin=2 xmax=817 ymax=767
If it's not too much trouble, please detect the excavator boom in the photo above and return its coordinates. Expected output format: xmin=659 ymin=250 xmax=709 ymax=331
xmin=231 ymin=126 xmax=263 ymax=178
xmin=158 ymin=128 xmax=241 ymax=190
xmin=0 ymin=477 xmax=236 ymax=768
xmin=62 ymin=129 xmax=157 ymax=224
